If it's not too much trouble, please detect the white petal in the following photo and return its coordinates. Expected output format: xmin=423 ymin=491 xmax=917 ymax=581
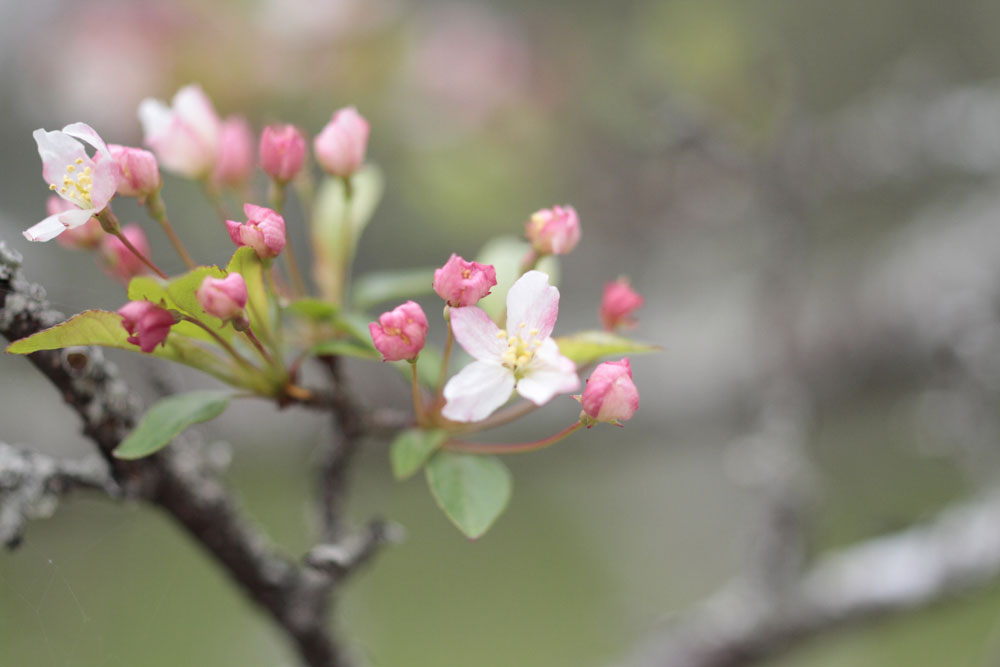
xmin=138 ymin=98 xmax=171 ymax=141
xmin=62 ymin=122 xmax=110 ymax=159
xmin=516 ymin=338 xmax=579 ymax=405
xmin=442 ymin=361 xmax=515 ymax=422
xmin=450 ymin=306 xmax=506 ymax=362
xmin=59 ymin=207 xmax=99 ymax=228
xmin=505 ymin=270 xmax=559 ymax=340
xmin=34 ymin=128 xmax=86 ymax=186
xmin=23 ymin=213 xmax=68 ymax=242
xmin=173 ymin=84 xmax=220 ymax=152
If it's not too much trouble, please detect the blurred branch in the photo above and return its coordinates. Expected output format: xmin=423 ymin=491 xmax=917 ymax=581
xmin=624 ymin=489 xmax=1000 ymax=667
xmin=0 ymin=241 xmax=363 ymax=667
xmin=0 ymin=441 xmax=117 ymax=548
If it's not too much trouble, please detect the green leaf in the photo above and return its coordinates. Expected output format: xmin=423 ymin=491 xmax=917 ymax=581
xmin=113 ymin=390 xmax=232 ymax=460
xmin=128 ymin=268 xmax=233 ymax=344
xmin=351 ymin=267 xmax=436 ymax=311
xmin=311 ymin=166 xmax=384 ymax=302
xmin=475 ymin=237 xmax=559 ymax=322
xmin=286 ymin=298 xmax=339 ymax=321
xmin=554 ymin=330 xmax=659 ymax=367
xmin=166 ymin=266 xmax=228 ymax=330
xmin=425 ymin=451 xmax=512 ymax=539
xmin=310 ymin=339 xmax=380 ymax=360
xmin=227 ymin=247 xmax=273 ymax=344
xmin=391 ymin=429 xmax=447 ymax=480
xmin=5 ymin=310 xmax=262 ymax=390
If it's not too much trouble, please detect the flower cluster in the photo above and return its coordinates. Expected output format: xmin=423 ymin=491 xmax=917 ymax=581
xmin=11 ymin=83 xmax=651 ymax=538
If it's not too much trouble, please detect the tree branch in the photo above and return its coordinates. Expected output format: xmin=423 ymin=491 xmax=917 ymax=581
xmin=0 ymin=441 xmax=117 ymax=548
xmin=0 ymin=242 xmax=372 ymax=667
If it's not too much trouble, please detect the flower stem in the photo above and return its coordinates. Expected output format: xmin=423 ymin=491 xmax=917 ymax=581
xmin=241 ymin=326 xmax=274 ymax=366
xmin=201 ymin=179 xmax=231 ymax=227
xmin=339 ymin=175 xmax=354 ymax=305
xmin=146 ymin=190 xmax=196 ymax=269
xmin=410 ymin=359 xmax=426 ymax=425
xmin=269 ymin=180 xmax=307 ymax=297
xmin=97 ymin=209 xmax=168 ymax=279
xmin=181 ymin=316 xmax=257 ymax=371
xmin=435 ymin=311 xmax=454 ymax=398
xmin=444 ymin=421 xmax=584 ymax=455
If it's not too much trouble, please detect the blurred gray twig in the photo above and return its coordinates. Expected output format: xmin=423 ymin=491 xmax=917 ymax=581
xmin=0 ymin=441 xmax=117 ymax=548
xmin=625 ymin=489 xmax=1000 ymax=667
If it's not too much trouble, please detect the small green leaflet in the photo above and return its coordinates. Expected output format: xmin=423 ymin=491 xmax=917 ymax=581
xmin=310 ymin=339 xmax=380 ymax=360
xmin=391 ymin=429 xmax=448 ymax=480
xmin=554 ymin=330 xmax=658 ymax=367
xmin=351 ymin=267 xmax=436 ymax=311
xmin=286 ymin=298 xmax=340 ymax=321
xmin=311 ymin=166 xmax=384 ymax=302
xmin=475 ymin=236 xmax=559 ymax=322
xmin=425 ymin=451 xmax=512 ymax=539
xmin=113 ymin=390 xmax=232 ymax=460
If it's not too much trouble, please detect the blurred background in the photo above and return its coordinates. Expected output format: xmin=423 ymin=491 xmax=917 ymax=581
xmin=4 ymin=0 xmax=1000 ymax=665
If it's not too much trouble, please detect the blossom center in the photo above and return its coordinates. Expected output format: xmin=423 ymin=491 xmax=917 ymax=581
xmin=50 ymin=158 xmax=94 ymax=207
xmin=497 ymin=322 xmax=542 ymax=376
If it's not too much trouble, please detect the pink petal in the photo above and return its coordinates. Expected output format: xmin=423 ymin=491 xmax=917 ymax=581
xmin=442 ymin=361 xmax=515 ymax=422
xmin=516 ymin=338 xmax=579 ymax=405
xmin=450 ymin=306 xmax=506 ymax=362
xmin=505 ymin=270 xmax=559 ymax=340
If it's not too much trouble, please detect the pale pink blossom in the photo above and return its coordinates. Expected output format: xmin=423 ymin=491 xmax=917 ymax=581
xmin=314 ymin=107 xmax=369 ymax=177
xmin=579 ymin=359 xmax=639 ymax=425
xmin=369 ymin=301 xmax=428 ymax=362
xmin=525 ymin=205 xmax=580 ymax=256
xmin=259 ymin=124 xmax=306 ymax=183
xmin=226 ymin=204 xmax=286 ymax=259
xmin=47 ymin=197 xmax=103 ymax=250
xmin=196 ymin=274 xmax=248 ymax=321
xmin=138 ymin=84 xmax=221 ymax=178
xmin=442 ymin=270 xmax=579 ymax=422
xmin=433 ymin=254 xmax=497 ymax=307
xmin=600 ymin=278 xmax=644 ymax=331
xmin=100 ymin=223 xmax=151 ymax=283
xmin=24 ymin=123 xmax=117 ymax=242
xmin=212 ymin=116 xmax=255 ymax=187
xmin=118 ymin=300 xmax=176 ymax=353
xmin=106 ymin=144 xmax=161 ymax=200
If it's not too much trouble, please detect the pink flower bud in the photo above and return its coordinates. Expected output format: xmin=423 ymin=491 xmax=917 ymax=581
xmin=579 ymin=358 xmax=639 ymax=425
xmin=369 ymin=300 xmax=428 ymax=362
xmin=212 ymin=116 xmax=255 ymax=188
xmin=314 ymin=107 xmax=370 ymax=177
xmin=259 ymin=124 xmax=306 ymax=183
xmin=600 ymin=278 xmax=644 ymax=331
xmin=226 ymin=203 xmax=286 ymax=259
xmin=433 ymin=254 xmax=498 ymax=307
xmin=48 ymin=196 xmax=103 ymax=250
xmin=107 ymin=144 xmax=161 ymax=200
xmin=196 ymin=273 xmax=248 ymax=321
xmin=118 ymin=300 xmax=176 ymax=353
xmin=525 ymin=205 xmax=580 ymax=255
xmin=100 ymin=223 xmax=151 ymax=283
